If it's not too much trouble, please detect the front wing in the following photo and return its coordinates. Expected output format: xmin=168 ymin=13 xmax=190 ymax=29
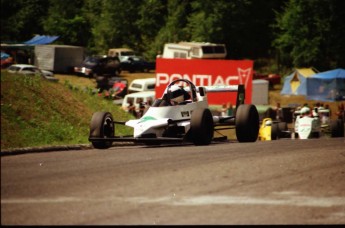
xmin=88 ymin=115 xmax=235 ymax=144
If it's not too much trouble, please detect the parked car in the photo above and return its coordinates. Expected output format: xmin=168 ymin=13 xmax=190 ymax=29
xmin=1 ymin=52 xmax=14 ymax=69
xmin=74 ymin=55 xmax=121 ymax=78
xmin=7 ymin=64 xmax=59 ymax=82
xmin=128 ymin=78 xmax=156 ymax=93
xmin=253 ymin=71 xmax=281 ymax=88
xmin=120 ymin=56 xmax=156 ymax=73
xmin=121 ymin=91 xmax=156 ymax=115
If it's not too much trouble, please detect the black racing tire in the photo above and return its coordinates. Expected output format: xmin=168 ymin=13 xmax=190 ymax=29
xmin=235 ymin=104 xmax=259 ymax=142
xmin=278 ymin=122 xmax=288 ymax=131
xmin=331 ymin=119 xmax=344 ymax=137
xmin=278 ymin=121 xmax=288 ymax=138
xmin=271 ymin=122 xmax=280 ymax=140
xmin=89 ymin=112 xmax=114 ymax=149
xmin=311 ymin=132 xmax=320 ymax=138
xmin=190 ymin=108 xmax=214 ymax=145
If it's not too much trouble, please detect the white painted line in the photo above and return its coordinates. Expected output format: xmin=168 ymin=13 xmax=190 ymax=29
xmin=2 ymin=194 xmax=345 ymax=208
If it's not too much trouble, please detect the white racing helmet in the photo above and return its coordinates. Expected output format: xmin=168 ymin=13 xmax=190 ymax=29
xmin=168 ymin=85 xmax=187 ymax=103
xmin=300 ymin=106 xmax=310 ymax=115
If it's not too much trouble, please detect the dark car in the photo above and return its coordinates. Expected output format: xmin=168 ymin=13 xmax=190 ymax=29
xmin=1 ymin=52 xmax=14 ymax=69
xmin=74 ymin=55 xmax=121 ymax=78
xmin=253 ymin=71 xmax=281 ymax=88
xmin=120 ymin=56 xmax=156 ymax=73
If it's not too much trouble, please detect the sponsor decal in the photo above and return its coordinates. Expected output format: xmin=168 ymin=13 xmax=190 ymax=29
xmin=138 ymin=116 xmax=156 ymax=123
xmin=155 ymin=58 xmax=253 ymax=105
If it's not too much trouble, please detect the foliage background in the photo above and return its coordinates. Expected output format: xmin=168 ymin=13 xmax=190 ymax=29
xmin=1 ymin=0 xmax=345 ymax=71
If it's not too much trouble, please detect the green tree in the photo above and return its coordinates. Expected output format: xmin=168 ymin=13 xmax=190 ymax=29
xmin=1 ymin=0 xmax=49 ymax=42
xmin=273 ymin=0 xmax=345 ymax=70
xmin=136 ymin=0 xmax=168 ymax=60
xmin=186 ymin=0 xmax=227 ymax=42
xmin=90 ymin=0 xmax=141 ymax=54
xmin=80 ymin=0 xmax=104 ymax=54
xmin=183 ymin=0 xmax=284 ymax=59
xmin=148 ymin=0 xmax=192 ymax=58
xmin=43 ymin=0 xmax=90 ymax=46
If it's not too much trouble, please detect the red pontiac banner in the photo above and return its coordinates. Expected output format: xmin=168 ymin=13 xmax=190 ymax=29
xmin=155 ymin=58 xmax=254 ymax=105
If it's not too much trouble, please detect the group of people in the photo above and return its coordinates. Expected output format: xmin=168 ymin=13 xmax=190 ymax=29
xmin=219 ymin=102 xmax=235 ymax=117
xmin=336 ymin=103 xmax=344 ymax=121
xmin=124 ymin=97 xmax=153 ymax=118
xmin=96 ymin=76 xmax=127 ymax=99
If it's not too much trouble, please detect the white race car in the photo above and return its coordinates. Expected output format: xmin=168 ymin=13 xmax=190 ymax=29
xmin=89 ymin=79 xmax=259 ymax=149
xmin=293 ymin=106 xmax=344 ymax=139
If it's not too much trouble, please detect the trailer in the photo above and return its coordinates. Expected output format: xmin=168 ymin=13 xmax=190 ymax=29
xmin=34 ymin=45 xmax=85 ymax=73
xmin=162 ymin=42 xmax=227 ymax=59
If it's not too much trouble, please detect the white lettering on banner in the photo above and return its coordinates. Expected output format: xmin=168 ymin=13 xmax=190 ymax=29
xmin=194 ymin=75 xmax=211 ymax=86
xmin=157 ymin=73 xmax=169 ymax=85
xmin=157 ymin=68 xmax=252 ymax=87
xmin=226 ymin=76 xmax=240 ymax=85
xmin=157 ymin=73 xmax=239 ymax=87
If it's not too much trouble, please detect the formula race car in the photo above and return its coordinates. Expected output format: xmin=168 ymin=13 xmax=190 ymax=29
xmin=89 ymin=79 xmax=259 ymax=149
xmin=258 ymin=118 xmax=290 ymax=141
xmin=294 ymin=106 xmax=344 ymax=139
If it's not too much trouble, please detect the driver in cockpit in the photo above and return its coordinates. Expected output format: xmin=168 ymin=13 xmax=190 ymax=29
xmin=167 ymin=85 xmax=191 ymax=105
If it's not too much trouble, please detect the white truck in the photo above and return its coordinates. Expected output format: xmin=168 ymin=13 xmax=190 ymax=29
xmin=108 ymin=48 xmax=136 ymax=62
xmin=161 ymin=42 xmax=227 ymax=59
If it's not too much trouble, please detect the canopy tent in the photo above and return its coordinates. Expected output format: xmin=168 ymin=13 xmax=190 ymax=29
xmin=280 ymin=68 xmax=317 ymax=96
xmin=306 ymin=68 xmax=345 ymax=101
xmin=23 ymin=35 xmax=59 ymax=45
xmin=1 ymin=35 xmax=59 ymax=65
xmin=1 ymin=35 xmax=59 ymax=47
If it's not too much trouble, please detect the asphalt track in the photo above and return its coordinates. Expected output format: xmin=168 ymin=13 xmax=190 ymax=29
xmin=1 ymin=138 xmax=345 ymax=225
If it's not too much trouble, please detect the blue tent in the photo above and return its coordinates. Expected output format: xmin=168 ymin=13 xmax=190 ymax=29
xmin=280 ymin=68 xmax=317 ymax=95
xmin=23 ymin=35 xmax=59 ymax=45
xmin=1 ymin=51 xmax=10 ymax=59
xmin=306 ymin=68 xmax=345 ymax=101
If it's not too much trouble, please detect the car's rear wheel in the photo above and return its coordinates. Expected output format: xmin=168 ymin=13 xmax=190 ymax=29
xmin=236 ymin=104 xmax=259 ymax=142
xmin=331 ymin=119 xmax=344 ymax=137
xmin=271 ymin=122 xmax=280 ymax=140
xmin=190 ymin=108 xmax=214 ymax=145
xmin=278 ymin=121 xmax=289 ymax=138
xmin=89 ymin=112 xmax=114 ymax=149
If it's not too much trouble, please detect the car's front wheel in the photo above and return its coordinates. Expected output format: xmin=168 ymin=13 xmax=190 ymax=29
xmin=190 ymin=108 xmax=214 ymax=145
xmin=89 ymin=112 xmax=114 ymax=149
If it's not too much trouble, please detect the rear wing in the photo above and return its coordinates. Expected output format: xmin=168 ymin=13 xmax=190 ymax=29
xmin=198 ymin=84 xmax=245 ymax=109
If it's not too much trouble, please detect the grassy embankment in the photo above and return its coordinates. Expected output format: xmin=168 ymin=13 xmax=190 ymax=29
xmin=0 ymin=71 xmax=143 ymax=150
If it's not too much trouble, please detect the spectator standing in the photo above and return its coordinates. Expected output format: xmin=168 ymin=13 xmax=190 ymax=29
xmin=227 ymin=102 xmax=235 ymax=116
xmin=275 ymin=102 xmax=282 ymax=120
xmin=220 ymin=103 xmax=227 ymax=117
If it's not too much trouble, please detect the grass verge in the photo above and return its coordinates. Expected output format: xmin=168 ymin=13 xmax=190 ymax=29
xmin=1 ymin=71 xmax=134 ymax=150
